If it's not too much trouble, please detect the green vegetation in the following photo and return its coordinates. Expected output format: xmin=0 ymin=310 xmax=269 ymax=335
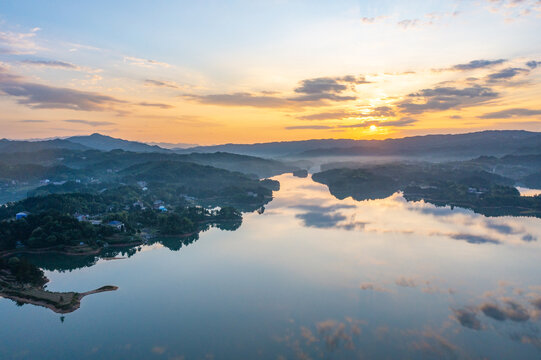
xmin=0 ymin=256 xmax=46 ymax=286
xmin=0 ymin=211 xmax=117 ymax=251
xmin=313 ymin=162 xmax=541 ymax=217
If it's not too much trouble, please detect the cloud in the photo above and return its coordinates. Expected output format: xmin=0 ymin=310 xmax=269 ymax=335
xmin=295 ymin=212 xmax=347 ymax=228
xmin=530 ymin=297 xmax=541 ymax=310
xmin=63 ymin=119 xmax=115 ymax=127
xmin=286 ymin=117 xmax=416 ymax=131
xmin=297 ymin=111 xmax=350 ymax=121
xmin=285 ymin=125 xmax=333 ymax=130
xmin=186 ymin=92 xmax=290 ymax=108
xmin=294 ymin=76 xmax=368 ymax=94
xmin=0 ymin=65 xmax=168 ymax=113
xmin=377 ymin=117 xmax=417 ymax=127
xmin=21 ymin=60 xmax=77 ymax=69
xmin=0 ymin=82 xmax=126 ymax=111
xmin=0 ymin=29 xmax=42 ymax=55
xmin=124 ymin=56 xmax=171 ymax=68
xmin=480 ymin=301 xmax=530 ymax=322
xmin=450 ymin=233 xmax=500 ymax=244
xmin=397 ymin=19 xmax=423 ymax=29
xmin=337 ymin=118 xmax=417 ymax=128
xmin=452 ymin=308 xmax=482 ymax=330
xmin=395 ymin=277 xmax=416 ymax=287
xmin=478 ymin=108 xmax=541 ymax=119
xmin=360 ymin=16 xmax=388 ymax=24
xmin=292 ymin=204 xmax=368 ymax=230
xmin=370 ymin=106 xmax=395 ymax=117
xmin=290 ymin=75 xmax=368 ymax=102
xmin=526 ymin=60 xmax=541 ymax=69
xmin=360 ymin=282 xmax=390 ymax=293
xmin=186 ymin=74 xmax=368 ymax=108
xmin=398 ymin=85 xmax=499 ymax=114
xmin=137 ymin=102 xmax=174 ymax=109
xmin=144 ymin=79 xmax=179 ymax=89
xmin=487 ymin=67 xmax=529 ymax=81
xmin=451 ymin=59 xmax=506 ymax=71
xmin=296 ymin=106 xmax=395 ymax=121
xmin=18 ymin=119 xmax=48 ymax=123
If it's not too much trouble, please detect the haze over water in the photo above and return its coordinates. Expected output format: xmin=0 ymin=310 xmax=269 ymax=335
xmin=2 ymin=174 xmax=541 ymax=359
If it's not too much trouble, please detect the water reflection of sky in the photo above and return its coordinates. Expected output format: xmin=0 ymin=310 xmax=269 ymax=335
xmin=1 ymin=174 xmax=541 ymax=359
xmin=517 ymin=187 xmax=541 ymax=197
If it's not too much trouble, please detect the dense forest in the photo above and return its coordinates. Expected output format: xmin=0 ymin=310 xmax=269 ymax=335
xmin=313 ymin=163 xmax=541 ymax=217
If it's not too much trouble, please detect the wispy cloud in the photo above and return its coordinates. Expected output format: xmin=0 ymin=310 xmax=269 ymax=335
xmin=291 ymin=75 xmax=368 ymax=102
xmin=286 ymin=117 xmax=416 ymax=130
xmin=0 ymin=28 xmax=42 ymax=55
xmin=337 ymin=118 xmax=417 ymax=128
xmin=297 ymin=111 xmax=350 ymax=121
xmin=124 ymin=56 xmax=171 ymax=68
xmin=186 ymin=75 xmax=368 ymax=108
xmin=487 ymin=67 xmax=529 ymax=81
xmin=450 ymin=59 xmax=507 ymax=71
xmin=0 ymin=65 xmax=171 ymax=113
xmin=185 ymin=92 xmax=290 ymax=108
xmin=398 ymin=85 xmax=499 ymax=114
xmin=144 ymin=79 xmax=179 ymax=89
xmin=20 ymin=59 xmax=77 ymax=69
xmin=285 ymin=125 xmax=333 ymax=130
xmin=479 ymin=108 xmax=541 ymax=119
xmin=1 ymin=82 xmax=126 ymax=111
xmin=63 ymin=119 xmax=115 ymax=126
xmin=18 ymin=119 xmax=48 ymax=123
xmin=526 ymin=60 xmax=541 ymax=69
xmin=137 ymin=102 xmax=174 ymax=109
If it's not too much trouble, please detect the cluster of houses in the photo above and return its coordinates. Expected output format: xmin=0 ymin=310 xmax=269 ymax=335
xmin=16 ymin=211 xmax=29 ymax=220
xmin=72 ymin=212 xmax=125 ymax=231
xmin=153 ymin=200 xmax=168 ymax=212
xmin=39 ymin=179 xmax=68 ymax=186
xmin=468 ymin=187 xmax=487 ymax=195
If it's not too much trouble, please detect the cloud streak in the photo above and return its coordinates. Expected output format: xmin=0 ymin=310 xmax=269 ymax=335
xmin=451 ymin=59 xmax=506 ymax=71
xmin=21 ymin=59 xmax=77 ymax=69
xmin=0 ymin=66 xmax=172 ymax=113
xmin=144 ymin=79 xmax=179 ymax=89
xmin=186 ymin=75 xmax=369 ymax=108
xmin=479 ymin=108 xmax=541 ymax=119
xmin=399 ymin=85 xmax=499 ymax=114
xmin=63 ymin=119 xmax=115 ymax=126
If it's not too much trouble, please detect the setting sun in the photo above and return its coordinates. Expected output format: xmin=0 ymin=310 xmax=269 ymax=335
xmin=369 ymin=125 xmax=377 ymax=131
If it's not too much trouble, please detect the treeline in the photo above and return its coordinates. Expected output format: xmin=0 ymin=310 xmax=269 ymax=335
xmin=313 ymin=163 xmax=541 ymax=217
xmin=0 ymin=211 xmax=117 ymax=250
xmin=0 ymin=256 xmax=47 ymax=286
xmin=103 ymin=206 xmax=241 ymax=235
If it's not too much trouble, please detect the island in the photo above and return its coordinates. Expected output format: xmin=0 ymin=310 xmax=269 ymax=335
xmin=312 ymin=162 xmax=541 ymax=218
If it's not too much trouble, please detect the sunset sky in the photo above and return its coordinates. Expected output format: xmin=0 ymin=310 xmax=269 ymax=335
xmin=1 ymin=0 xmax=540 ymax=145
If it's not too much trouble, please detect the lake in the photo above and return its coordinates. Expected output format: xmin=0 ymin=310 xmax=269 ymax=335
xmin=1 ymin=174 xmax=541 ymax=359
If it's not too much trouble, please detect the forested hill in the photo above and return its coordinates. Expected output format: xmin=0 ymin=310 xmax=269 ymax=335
xmin=177 ymin=130 xmax=541 ymax=158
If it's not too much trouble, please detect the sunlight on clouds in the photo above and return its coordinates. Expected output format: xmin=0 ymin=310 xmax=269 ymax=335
xmin=0 ymin=1 xmax=540 ymax=143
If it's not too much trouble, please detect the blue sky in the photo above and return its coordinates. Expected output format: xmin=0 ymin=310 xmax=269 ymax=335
xmin=0 ymin=0 xmax=540 ymax=143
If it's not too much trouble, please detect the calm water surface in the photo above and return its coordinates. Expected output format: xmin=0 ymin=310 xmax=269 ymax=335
xmin=1 ymin=174 xmax=541 ymax=359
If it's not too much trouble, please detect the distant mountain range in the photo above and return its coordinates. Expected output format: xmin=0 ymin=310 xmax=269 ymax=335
xmin=1 ymin=130 xmax=540 ymax=159
xmin=67 ymin=133 xmax=169 ymax=153
xmin=178 ymin=130 xmax=541 ymax=158
xmin=0 ymin=134 xmax=169 ymax=154
xmin=0 ymin=138 xmax=90 ymax=153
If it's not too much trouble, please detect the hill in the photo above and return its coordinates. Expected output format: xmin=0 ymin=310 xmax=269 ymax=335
xmin=67 ymin=133 xmax=169 ymax=153
xmin=0 ymin=139 xmax=89 ymax=153
xmin=178 ymin=130 xmax=541 ymax=159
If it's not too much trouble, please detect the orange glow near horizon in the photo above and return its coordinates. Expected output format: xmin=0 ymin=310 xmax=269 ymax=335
xmin=1 ymin=1 xmax=541 ymax=145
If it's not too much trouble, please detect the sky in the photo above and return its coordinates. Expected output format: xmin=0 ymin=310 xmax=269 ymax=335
xmin=0 ymin=0 xmax=540 ymax=145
